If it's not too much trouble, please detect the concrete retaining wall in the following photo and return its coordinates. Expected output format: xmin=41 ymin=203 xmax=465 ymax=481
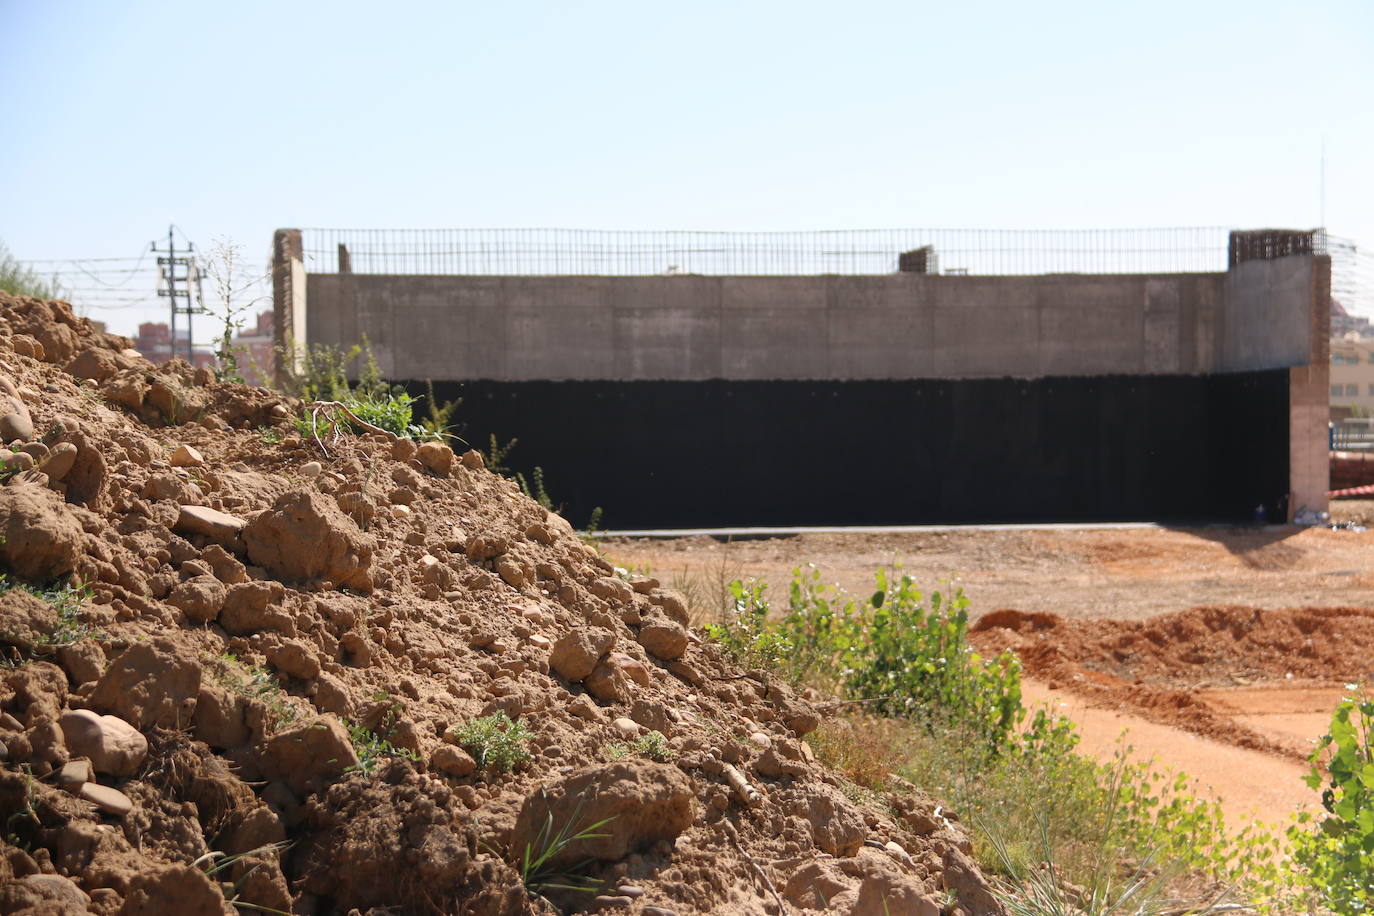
xmin=306 ymin=268 xmax=1317 ymax=383
xmin=275 ymin=227 xmax=1330 ymax=523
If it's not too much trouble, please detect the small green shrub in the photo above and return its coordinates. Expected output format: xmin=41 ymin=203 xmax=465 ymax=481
xmin=708 ymin=567 xmax=1022 ymax=752
xmin=417 ymin=379 xmax=463 ymax=444
xmin=280 ymin=336 xmax=438 ymax=441
xmin=704 ymin=579 xmax=794 ymax=671
xmin=1289 ymin=684 xmax=1374 ymax=914
xmin=346 ymin=721 xmax=420 ymax=776
xmin=448 ymin=712 xmax=533 ymax=774
xmin=635 ymin=731 xmax=675 ymax=762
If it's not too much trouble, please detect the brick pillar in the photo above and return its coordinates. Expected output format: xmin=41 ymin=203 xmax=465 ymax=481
xmin=271 ymin=229 xmax=305 ymax=386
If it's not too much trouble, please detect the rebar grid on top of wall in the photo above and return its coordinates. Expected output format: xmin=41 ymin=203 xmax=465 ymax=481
xmin=300 ymin=227 xmax=1241 ymax=277
xmin=297 ymin=227 xmax=1370 ymax=314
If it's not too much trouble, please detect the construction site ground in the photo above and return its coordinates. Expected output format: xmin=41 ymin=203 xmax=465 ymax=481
xmin=605 ymin=516 xmax=1374 ymax=827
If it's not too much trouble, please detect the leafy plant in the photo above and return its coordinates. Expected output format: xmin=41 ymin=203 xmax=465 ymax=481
xmin=515 ymin=465 xmax=555 ymax=512
xmin=1289 ymin=684 xmax=1374 ymax=914
xmin=481 ymin=434 xmax=519 ymax=475
xmin=845 ymin=571 xmax=1022 ymax=752
xmin=704 ymin=579 xmax=794 ymax=671
xmin=708 ymin=567 xmax=1022 ymax=752
xmin=0 ymin=576 xmax=97 ymax=661
xmin=517 ymin=787 xmax=613 ymax=899
xmin=346 ymin=721 xmax=420 ymax=776
xmin=447 ymin=712 xmax=533 ymax=775
xmin=635 ymin=731 xmax=674 ymax=762
xmin=603 ymin=742 xmax=632 ymax=761
xmin=278 ymin=336 xmax=436 ymax=441
xmin=605 ymin=731 xmax=675 ymax=763
xmin=417 ymin=379 xmax=463 ymax=443
xmin=709 ymin=564 xmax=1298 ymax=908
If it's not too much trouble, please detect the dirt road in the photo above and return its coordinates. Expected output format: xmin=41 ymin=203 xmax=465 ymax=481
xmin=603 ymin=525 xmax=1374 ymax=623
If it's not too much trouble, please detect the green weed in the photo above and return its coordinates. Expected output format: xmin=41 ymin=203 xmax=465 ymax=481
xmin=604 ymin=731 xmax=675 ymax=763
xmin=447 ymin=712 xmax=533 ymax=775
xmin=708 ymin=566 xmax=1021 ymax=751
xmin=517 ymin=787 xmax=613 ymax=899
xmin=346 ymin=721 xmax=420 ymax=776
xmin=710 ymin=565 xmax=1298 ymax=910
xmin=0 ymin=577 xmax=97 ymax=661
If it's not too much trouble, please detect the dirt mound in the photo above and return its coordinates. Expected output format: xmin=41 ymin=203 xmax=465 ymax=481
xmin=0 ymin=291 xmax=999 ymax=915
xmin=971 ymin=605 xmax=1374 ymax=758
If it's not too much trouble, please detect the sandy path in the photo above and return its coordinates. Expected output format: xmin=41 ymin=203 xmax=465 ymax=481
xmin=1022 ymin=680 xmax=1316 ymax=827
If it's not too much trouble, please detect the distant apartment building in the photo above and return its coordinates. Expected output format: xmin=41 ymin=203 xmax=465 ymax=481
xmin=1330 ymin=335 xmax=1374 ymax=416
xmin=229 ymin=310 xmax=275 ymax=386
xmin=133 ymin=322 xmax=216 ymax=370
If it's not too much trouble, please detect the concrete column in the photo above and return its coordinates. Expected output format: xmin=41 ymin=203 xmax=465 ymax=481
xmin=1288 ymin=254 xmax=1331 ymax=519
xmin=271 ymin=229 xmax=306 ymax=384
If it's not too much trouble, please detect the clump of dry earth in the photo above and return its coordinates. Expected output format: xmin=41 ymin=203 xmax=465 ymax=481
xmin=0 ymin=292 xmax=1004 ymax=915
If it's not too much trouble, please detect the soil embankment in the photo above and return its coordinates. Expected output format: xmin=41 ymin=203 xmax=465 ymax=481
xmin=0 ymin=292 xmax=1001 ymax=915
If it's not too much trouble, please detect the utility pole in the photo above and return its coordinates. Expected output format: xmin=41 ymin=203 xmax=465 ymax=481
xmin=154 ymin=225 xmax=203 ymax=362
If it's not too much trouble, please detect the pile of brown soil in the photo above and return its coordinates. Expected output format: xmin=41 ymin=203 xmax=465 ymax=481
xmin=0 ymin=292 xmax=1001 ymax=915
xmin=969 ymin=605 xmax=1374 ymax=759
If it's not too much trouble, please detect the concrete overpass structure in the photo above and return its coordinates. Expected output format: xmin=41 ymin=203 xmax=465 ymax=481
xmin=273 ymin=227 xmax=1329 ymax=528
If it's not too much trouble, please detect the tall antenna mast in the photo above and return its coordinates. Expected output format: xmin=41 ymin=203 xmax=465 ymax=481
xmin=1320 ymin=135 xmax=1327 ymax=230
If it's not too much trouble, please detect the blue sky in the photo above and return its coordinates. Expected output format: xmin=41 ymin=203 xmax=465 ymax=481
xmin=2 ymin=0 xmax=1371 ymax=336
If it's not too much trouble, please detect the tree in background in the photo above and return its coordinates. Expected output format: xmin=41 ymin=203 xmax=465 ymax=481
xmin=0 ymin=240 xmax=62 ymax=299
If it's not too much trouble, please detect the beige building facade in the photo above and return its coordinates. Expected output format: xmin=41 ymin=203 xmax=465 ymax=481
xmin=1330 ymin=335 xmax=1374 ymax=413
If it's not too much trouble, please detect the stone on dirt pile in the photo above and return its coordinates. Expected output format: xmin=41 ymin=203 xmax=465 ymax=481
xmin=175 ymin=504 xmax=247 ymax=543
xmin=167 ymin=574 xmax=227 ymax=623
xmin=58 ymin=709 xmax=148 ymax=777
xmin=417 ymin=440 xmax=455 ymax=475
xmin=637 ymin=618 xmax=689 ymax=660
xmin=243 ymin=487 xmax=374 ymax=591
xmin=0 ymin=588 xmax=59 ymax=653
xmin=0 ymin=483 xmax=83 ymax=581
xmin=170 ymin=443 xmax=204 ymax=467
xmin=510 ymin=761 xmax=695 ymax=871
xmin=0 ymin=374 xmax=33 ymax=442
xmin=549 ymin=627 xmax=617 ymax=682
xmin=88 ymin=636 xmax=201 ymax=730
xmin=263 ymin=715 xmax=358 ymax=796
xmin=1 ymin=874 xmax=91 ymax=912
xmin=78 ymin=781 xmax=134 ymax=817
